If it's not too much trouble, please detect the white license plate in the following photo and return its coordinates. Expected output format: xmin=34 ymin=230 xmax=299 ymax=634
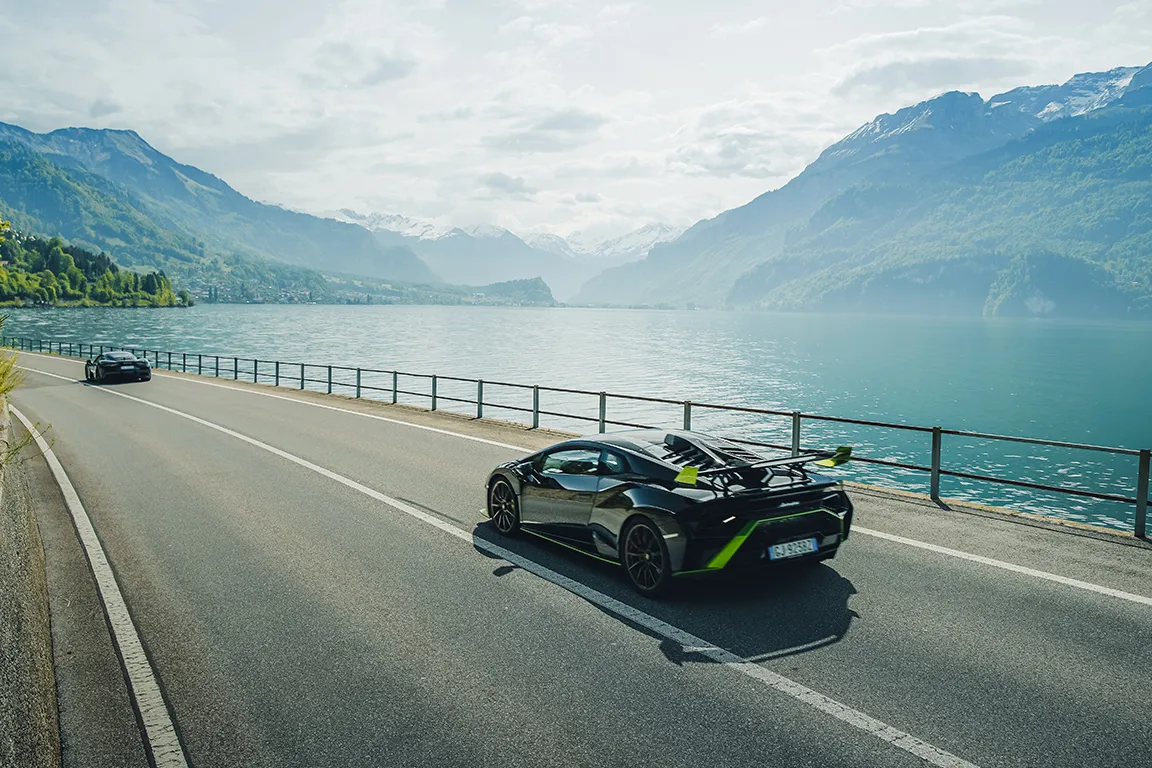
xmin=120 ymin=364 xmax=136 ymax=370
xmin=768 ymin=538 xmax=817 ymax=560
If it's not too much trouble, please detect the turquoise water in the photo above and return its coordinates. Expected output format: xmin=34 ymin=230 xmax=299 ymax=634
xmin=5 ymin=305 xmax=1150 ymax=531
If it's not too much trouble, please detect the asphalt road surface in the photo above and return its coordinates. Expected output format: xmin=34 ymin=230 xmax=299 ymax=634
xmin=11 ymin=351 xmax=1152 ymax=768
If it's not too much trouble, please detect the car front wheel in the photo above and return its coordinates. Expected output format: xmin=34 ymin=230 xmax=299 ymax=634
xmin=488 ymin=478 xmax=520 ymax=535
xmin=621 ymin=517 xmax=672 ymax=597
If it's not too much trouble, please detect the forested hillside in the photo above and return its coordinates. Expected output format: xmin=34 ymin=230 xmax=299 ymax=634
xmin=0 ymin=222 xmax=185 ymax=306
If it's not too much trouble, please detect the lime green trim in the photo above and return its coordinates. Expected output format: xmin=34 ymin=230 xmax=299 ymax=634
xmin=522 ymin=528 xmax=619 ymax=565
xmin=674 ymin=466 xmax=700 ymax=485
xmin=704 ymin=508 xmax=827 ymax=570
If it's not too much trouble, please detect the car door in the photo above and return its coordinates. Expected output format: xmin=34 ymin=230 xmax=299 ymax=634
xmin=519 ymin=447 xmax=602 ymax=537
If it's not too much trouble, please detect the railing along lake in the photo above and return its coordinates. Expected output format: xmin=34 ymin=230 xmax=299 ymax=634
xmin=6 ymin=336 xmax=1148 ymax=539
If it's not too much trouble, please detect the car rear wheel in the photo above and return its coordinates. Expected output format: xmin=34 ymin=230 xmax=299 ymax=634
xmin=621 ymin=517 xmax=672 ymax=596
xmin=488 ymin=478 xmax=520 ymax=535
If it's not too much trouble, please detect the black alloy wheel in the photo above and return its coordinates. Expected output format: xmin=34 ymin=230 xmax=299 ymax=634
xmin=621 ymin=518 xmax=672 ymax=596
xmin=489 ymin=479 xmax=520 ymax=535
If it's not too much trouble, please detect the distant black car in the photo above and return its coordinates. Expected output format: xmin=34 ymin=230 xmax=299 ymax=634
xmin=85 ymin=351 xmax=151 ymax=383
xmin=486 ymin=429 xmax=853 ymax=596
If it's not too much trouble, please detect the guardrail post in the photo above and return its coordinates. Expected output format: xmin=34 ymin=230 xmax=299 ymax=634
xmin=532 ymin=386 xmax=540 ymax=429
xmin=215 ymin=356 xmax=220 ymax=378
xmin=300 ymin=363 xmax=305 ymax=390
xmin=327 ymin=366 xmax=333 ymax=394
xmin=166 ymin=351 xmax=171 ymax=369
xmin=254 ymin=359 xmax=259 ymax=382
xmin=182 ymin=353 xmax=187 ymax=372
xmin=477 ymin=380 xmax=484 ymax=419
xmin=930 ymin=426 xmax=943 ymax=501
xmin=431 ymin=375 xmax=438 ymax=411
xmin=683 ymin=401 xmax=692 ymax=431
xmin=598 ymin=392 xmax=607 ymax=433
xmin=197 ymin=354 xmax=202 ymax=375
xmin=355 ymin=368 xmax=361 ymax=398
xmin=233 ymin=357 xmax=238 ymax=380
xmin=68 ymin=342 xmax=73 ymax=356
xmin=1136 ymin=449 xmax=1149 ymax=539
xmin=275 ymin=361 xmax=280 ymax=387
xmin=791 ymin=412 xmax=801 ymax=457
xmin=392 ymin=371 xmax=398 ymax=404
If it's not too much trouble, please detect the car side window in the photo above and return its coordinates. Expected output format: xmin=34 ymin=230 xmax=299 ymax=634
xmin=540 ymin=448 xmax=601 ymax=476
xmin=601 ymin=450 xmax=629 ymax=476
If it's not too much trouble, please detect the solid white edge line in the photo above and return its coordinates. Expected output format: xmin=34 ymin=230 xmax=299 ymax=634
xmin=853 ymin=526 xmax=1152 ymax=607
xmin=14 ymin=363 xmax=979 ymax=768
xmin=10 ymin=405 xmax=190 ymax=768
xmin=18 ymin=356 xmax=1152 ymax=610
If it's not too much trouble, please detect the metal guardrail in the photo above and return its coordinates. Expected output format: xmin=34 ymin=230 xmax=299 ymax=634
xmin=5 ymin=336 xmax=1149 ymax=539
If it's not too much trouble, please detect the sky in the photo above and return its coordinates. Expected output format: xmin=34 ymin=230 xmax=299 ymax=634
xmin=2 ymin=0 xmax=1151 ymax=241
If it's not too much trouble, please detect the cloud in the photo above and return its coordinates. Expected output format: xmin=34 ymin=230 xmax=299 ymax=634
xmin=88 ymin=99 xmax=120 ymax=118
xmin=833 ymin=56 xmax=1034 ymax=97
xmin=417 ymin=106 xmax=474 ymax=123
xmin=711 ymin=16 xmax=769 ymax=39
xmin=821 ymin=16 xmax=1060 ymax=104
xmin=532 ymin=108 xmax=608 ymax=132
xmin=498 ymin=15 xmax=591 ymax=47
xmin=836 ymin=0 xmax=1038 ymax=10
xmin=478 ymin=171 xmax=537 ymax=199
xmin=574 ymin=191 xmax=603 ymax=202
xmin=481 ymin=107 xmax=608 ymax=153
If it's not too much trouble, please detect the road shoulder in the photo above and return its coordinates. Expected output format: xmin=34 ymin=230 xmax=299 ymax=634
xmin=16 ymin=417 xmax=149 ymax=767
xmin=0 ymin=408 xmax=59 ymax=768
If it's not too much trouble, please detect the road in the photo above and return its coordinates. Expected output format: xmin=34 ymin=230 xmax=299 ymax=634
xmin=10 ymin=351 xmax=1152 ymax=768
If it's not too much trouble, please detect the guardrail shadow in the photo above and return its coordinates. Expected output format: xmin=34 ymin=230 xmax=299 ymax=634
xmin=471 ymin=521 xmax=858 ymax=667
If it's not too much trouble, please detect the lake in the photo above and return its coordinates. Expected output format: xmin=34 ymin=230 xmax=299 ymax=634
xmin=4 ymin=305 xmax=1149 ymax=532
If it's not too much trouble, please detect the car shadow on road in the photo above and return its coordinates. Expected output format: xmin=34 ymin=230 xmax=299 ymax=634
xmin=470 ymin=521 xmax=858 ymax=667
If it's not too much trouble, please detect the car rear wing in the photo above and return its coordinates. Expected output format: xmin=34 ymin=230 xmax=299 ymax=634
xmin=674 ymin=446 xmax=852 ymax=485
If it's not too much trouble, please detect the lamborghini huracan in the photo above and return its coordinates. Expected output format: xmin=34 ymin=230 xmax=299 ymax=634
xmin=486 ymin=429 xmax=853 ymax=596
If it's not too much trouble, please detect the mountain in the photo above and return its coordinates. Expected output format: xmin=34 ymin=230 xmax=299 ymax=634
xmin=337 ymin=210 xmax=594 ymax=300
xmin=575 ymin=62 xmax=1152 ymax=310
xmin=729 ymin=88 xmax=1152 ymax=316
xmin=0 ymin=123 xmax=438 ymax=284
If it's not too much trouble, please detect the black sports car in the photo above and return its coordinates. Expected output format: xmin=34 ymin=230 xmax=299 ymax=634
xmin=486 ymin=430 xmax=853 ymax=596
xmin=85 ymin=351 xmax=152 ymax=383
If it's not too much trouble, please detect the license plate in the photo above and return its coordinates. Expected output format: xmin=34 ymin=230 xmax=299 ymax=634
xmin=768 ymin=538 xmax=817 ymax=560
xmin=120 ymin=364 xmax=136 ymax=370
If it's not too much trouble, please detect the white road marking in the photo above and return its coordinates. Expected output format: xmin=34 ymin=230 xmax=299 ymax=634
xmin=15 ymin=363 xmax=979 ymax=768
xmin=854 ymin=526 xmax=1152 ymax=607
xmin=10 ymin=405 xmax=190 ymax=768
xmin=18 ymin=357 xmax=1152 ymax=610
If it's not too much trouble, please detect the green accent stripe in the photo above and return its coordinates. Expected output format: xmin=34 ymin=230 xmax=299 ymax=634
xmin=704 ymin=508 xmax=829 ymax=571
xmin=522 ymin=528 xmax=619 ymax=565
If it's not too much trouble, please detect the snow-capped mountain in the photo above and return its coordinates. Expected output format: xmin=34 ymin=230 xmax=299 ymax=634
xmin=331 ymin=209 xmax=451 ymax=240
xmin=530 ymin=223 xmax=685 ymax=264
xmin=525 ymin=232 xmax=581 ymax=259
xmin=585 ymin=223 xmax=685 ymax=262
xmin=990 ymin=65 xmax=1146 ymax=121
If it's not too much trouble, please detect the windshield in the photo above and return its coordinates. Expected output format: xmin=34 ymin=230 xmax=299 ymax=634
xmin=103 ymin=352 xmax=137 ymax=361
